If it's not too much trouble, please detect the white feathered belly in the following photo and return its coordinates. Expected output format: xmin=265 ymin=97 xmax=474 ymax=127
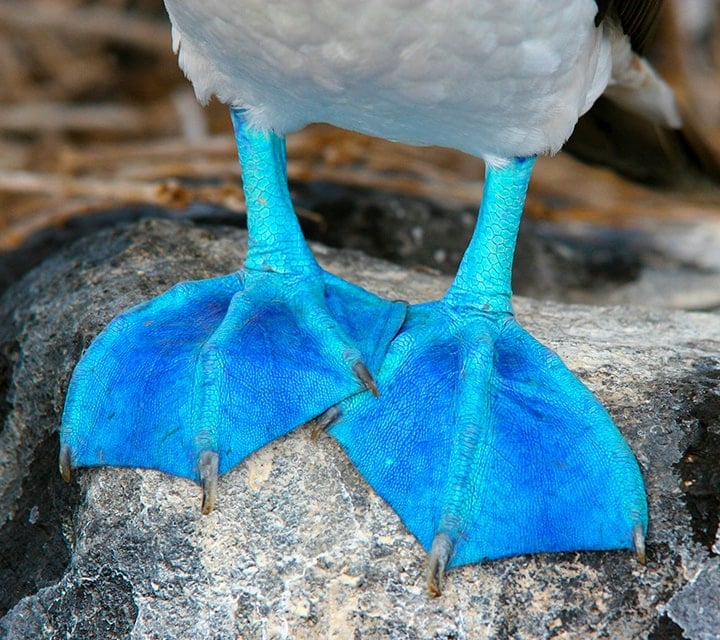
xmin=164 ymin=0 xmax=612 ymax=159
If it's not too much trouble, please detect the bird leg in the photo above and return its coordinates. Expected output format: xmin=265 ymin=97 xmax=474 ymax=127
xmin=331 ymin=156 xmax=647 ymax=595
xmin=59 ymin=108 xmax=405 ymax=509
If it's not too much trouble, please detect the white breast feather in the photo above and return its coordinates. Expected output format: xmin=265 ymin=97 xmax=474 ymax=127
xmin=164 ymin=0 xmax=619 ymax=159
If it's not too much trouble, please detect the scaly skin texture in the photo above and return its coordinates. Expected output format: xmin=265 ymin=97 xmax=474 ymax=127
xmin=332 ymin=158 xmax=647 ymax=594
xmin=59 ymin=110 xmax=405 ymax=502
xmin=60 ymin=125 xmax=647 ymax=594
xmin=233 ymin=111 xmax=313 ymax=273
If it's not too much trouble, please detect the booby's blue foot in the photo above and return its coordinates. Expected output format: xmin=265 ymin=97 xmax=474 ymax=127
xmin=60 ymin=108 xmax=405 ymax=511
xmin=330 ymin=157 xmax=647 ymax=594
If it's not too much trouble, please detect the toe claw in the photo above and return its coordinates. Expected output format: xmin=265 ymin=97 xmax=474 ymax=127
xmin=352 ymin=361 xmax=379 ymax=397
xmin=309 ymin=405 xmax=342 ymax=440
xmin=199 ymin=450 xmax=219 ymax=515
xmin=633 ymin=523 xmax=646 ymax=564
xmin=426 ymin=532 xmax=453 ymax=597
xmin=59 ymin=444 xmax=72 ymax=483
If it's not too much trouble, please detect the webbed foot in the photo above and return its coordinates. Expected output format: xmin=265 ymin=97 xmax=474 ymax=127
xmin=329 ymin=156 xmax=647 ymax=594
xmin=60 ymin=265 xmax=403 ymax=489
xmin=59 ymin=108 xmax=406 ymax=508
xmin=331 ymin=301 xmax=647 ymax=594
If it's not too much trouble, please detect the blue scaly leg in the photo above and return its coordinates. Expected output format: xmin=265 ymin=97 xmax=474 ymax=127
xmin=60 ymin=108 xmax=405 ymax=512
xmin=330 ymin=156 xmax=647 ymax=595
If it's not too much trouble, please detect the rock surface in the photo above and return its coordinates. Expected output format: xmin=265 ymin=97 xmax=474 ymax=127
xmin=1 ymin=218 xmax=719 ymax=639
xmin=295 ymin=181 xmax=720 ymax=312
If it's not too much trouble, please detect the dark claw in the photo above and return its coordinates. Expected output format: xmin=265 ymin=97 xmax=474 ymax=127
xmin=352 ymin=361 xmax=379 ymax=397
xmin=426 ymin=532 xmax=453 ymax=597
xmin=633 ymin=523 xmax=646 ymax=564
xmin=309 ymin=405 xmax=342 ymax=440
xmin=198 ymin=450 xmax=219 ymax=515
xmin=59 ymin=444 xmax=72 ymax=483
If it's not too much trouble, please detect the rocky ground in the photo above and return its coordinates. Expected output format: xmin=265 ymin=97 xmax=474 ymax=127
xmin=0 ymin=216 xmax=719 ymax=639
xmin=1 ymin=1 xmax=720 ymax=639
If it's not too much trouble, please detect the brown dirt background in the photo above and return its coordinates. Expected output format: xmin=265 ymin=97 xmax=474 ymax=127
xmin=0 ymin=0 xmax=718 ymax=258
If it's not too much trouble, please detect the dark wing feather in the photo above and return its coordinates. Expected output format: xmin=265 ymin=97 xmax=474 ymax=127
xmin=567 ymin=1 xmax=720 ymax=189
xmin=594 ymin=0 xmax=663 ymax=52
xmin=564 ymin=96 xmax=720 ymax=189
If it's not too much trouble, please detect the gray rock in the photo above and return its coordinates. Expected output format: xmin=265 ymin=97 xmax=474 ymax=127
xmin=293 ymin=180 xmax=720 ymax=312
xmin=666 ymin=560 xmax=720 ymax=640
xmin=1 ymin=218 xmax=719 ymax=639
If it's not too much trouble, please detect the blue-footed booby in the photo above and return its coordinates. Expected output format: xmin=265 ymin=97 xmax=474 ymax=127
xmin=62 ymin=0 xmax=689 ymax=594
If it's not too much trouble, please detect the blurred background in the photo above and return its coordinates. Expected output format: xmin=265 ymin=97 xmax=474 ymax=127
xmin=0 ymin=0 xmax=719 ymax=307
